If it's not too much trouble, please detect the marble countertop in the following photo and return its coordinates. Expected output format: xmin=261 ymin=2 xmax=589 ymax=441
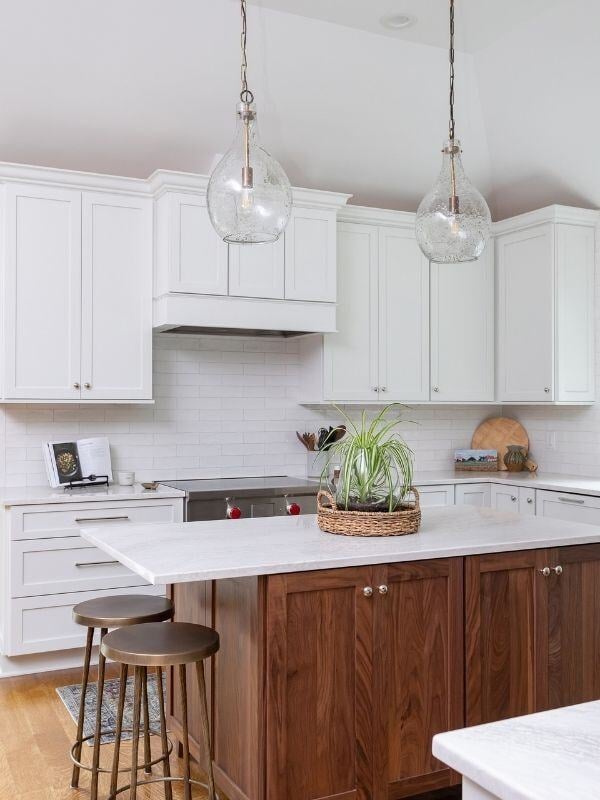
xmin=0 ymin=483 xmax=186 ymax=507
xmin=81 ymin=504 xmax=600 ymax=585
xmin=433 ymin=701 xmax=600 ymax=800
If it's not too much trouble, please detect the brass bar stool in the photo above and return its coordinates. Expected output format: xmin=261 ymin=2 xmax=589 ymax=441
xmin=101 ymin=621 xmax=220 ymax=800
xmin=71 ymin=594 xmax=174 ymax=800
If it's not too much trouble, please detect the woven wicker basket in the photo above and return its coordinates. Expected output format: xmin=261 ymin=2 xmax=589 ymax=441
xmin=455 ymin=461 xmax=498 ymax=472
xmin=317 ymin=488 xmax=421 ymax=537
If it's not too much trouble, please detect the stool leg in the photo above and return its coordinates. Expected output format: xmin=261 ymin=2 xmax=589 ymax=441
xmin=178 ymin=664 xmax=192 ymax=800
xmin=142 ymin=667 xmax=152 ymax=774
xmin=109 ymin=662 xmax=128 ymax=798
xmin=71 ymin=626 xmax=94 ymax=788
xmin=195 ymin=660 xmax=216 ymax=800
xmin=129 ymin=666 xmax=143 ymax=800
xmin=156 ymin=666 xmax=173 ymax=800
xmin=90 ymin=627 xmax=108 ymax=800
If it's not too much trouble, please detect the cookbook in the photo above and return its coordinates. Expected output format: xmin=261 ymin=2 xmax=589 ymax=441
xmin=42 ymin=437 xmax=113 ymax=487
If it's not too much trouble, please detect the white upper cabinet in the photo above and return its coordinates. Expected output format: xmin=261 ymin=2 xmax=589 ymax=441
xmin=430 ymin=246 xmax=494 ymax=401
xmin=156 ymin=191 xmax=228 ymax=296
xmin=378 ymin=226 xmax=430 ymax=402
xmin=324 ymin=223 xmax=379 ymax=401
xmin=496 ymin=206 xmax=596 ymax=404
xmin=229 ymin=237 xmax=284 ymax=299
xmin=81 ymin=192 xmax=153 ymax=400
xmin=284 ymin=206 xmax=337 ymax=303
xmin=3 ymin=184 xmax=82 ymax=400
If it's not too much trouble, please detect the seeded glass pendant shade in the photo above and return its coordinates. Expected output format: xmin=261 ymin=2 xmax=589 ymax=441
xmin=207 ymin=102 xmax=292 ymax=244
xmin=415 ymin=0 xmax=491 ymax=263
xmin=207 ymin=0 xmax=291 ymax=244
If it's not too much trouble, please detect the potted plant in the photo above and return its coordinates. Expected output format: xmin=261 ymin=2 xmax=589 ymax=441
xmin=317 ymin=404 xmax=420 ymax=536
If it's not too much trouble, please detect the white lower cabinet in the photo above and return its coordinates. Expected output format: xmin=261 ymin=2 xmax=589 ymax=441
xmin=491 ymin=484 xmax=536 ymax=514
xmin=535 ymin=489 xmax=600 ymax=525
xmin=455 ymin=483 xmax=491 ymax=507
xmin=1 ymin=496 xmax=183 ymax=656
xmin=415 ymin=484 xmax=455 ymax=507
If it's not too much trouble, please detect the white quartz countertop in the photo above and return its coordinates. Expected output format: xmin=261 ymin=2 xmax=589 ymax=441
xmin=432 ymin=701 xmax=600 ymax=800
xmin=411 ymin=469 xmax=600 ymax=496
xmin=81 ymin=505 xmax=600 ymax=585
xmin=0 ymin=483 xmax=185 ymax=507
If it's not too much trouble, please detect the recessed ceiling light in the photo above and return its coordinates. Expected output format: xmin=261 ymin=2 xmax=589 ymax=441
xmin=380 ymin=13 xmax=416 ymax=30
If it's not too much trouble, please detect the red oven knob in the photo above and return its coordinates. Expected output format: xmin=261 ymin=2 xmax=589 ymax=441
xmin=226 ymin=502 xmax=242 ymax=519
xmin=287 ymin=502 xmax=301 ymax=516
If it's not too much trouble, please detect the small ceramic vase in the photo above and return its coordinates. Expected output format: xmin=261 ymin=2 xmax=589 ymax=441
xmin=503 ymin=445 xmax=528 ymax=472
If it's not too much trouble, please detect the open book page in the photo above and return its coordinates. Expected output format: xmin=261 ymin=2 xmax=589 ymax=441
xmin=77 ymin=437 xmax=112 ymax=481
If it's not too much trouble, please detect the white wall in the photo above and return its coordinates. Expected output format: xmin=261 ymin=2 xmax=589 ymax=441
xmin=0 ymin=334 xmax=492 ymax=487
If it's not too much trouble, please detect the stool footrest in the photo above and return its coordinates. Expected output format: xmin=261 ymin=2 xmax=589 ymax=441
xmin=70 ymin=728 xmax=173 ymax=775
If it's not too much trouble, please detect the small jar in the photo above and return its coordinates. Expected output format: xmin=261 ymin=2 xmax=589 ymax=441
xmin=503 ymin=445 xmax=527 ymax=472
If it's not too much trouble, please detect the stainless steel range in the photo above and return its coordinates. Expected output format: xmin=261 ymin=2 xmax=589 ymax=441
xmin=159 ymin=476 xmax=318 ymax=521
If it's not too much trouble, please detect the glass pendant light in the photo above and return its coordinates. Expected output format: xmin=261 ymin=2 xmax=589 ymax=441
xmin=207 ymin=0 xmax=292 ymax=244
xmin=415 ymin=0 xmax=491 ymax=263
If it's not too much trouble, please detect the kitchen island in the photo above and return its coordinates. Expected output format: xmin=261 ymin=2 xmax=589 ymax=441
xmin=81 ymin=506 xmax=600 ymax=800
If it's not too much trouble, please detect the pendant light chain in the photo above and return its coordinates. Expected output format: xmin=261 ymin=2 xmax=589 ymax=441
xmin=240 ymin=0 xmax=254 ymax=104
xmin=449 ymin=0 xmax=455 ymax=142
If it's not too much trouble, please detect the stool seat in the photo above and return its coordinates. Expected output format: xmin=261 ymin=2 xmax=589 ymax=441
xmin=72 ymin=594 xmax=173 ymax=628
xmin=101 ymin=622 xmax=220 ymax=667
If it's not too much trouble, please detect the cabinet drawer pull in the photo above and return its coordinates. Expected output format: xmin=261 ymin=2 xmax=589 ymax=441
xmin=511 ymin=495 xmax=517 ymax=502
xmin=538 ymin=567 xmax=551 ymax=577
xmin=554 ymin=565 xmax=563 ymax=576
xmin=363 ymin=586 xmax=373 ymax=597
xmin=75 ymin=560 xmax=120 ymax=568
xmin=557 ymin=496 xmax=585 ymax=505
xmin=378 ymin=584 xmax=388 ymax=595
xmin=526 ymin=497 xmax=534 ymax=504
xmin=74 ymin=515 xmax=130 ymax=523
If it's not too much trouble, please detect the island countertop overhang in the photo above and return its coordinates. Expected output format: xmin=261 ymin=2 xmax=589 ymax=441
xmin=80 ymin=505 xmax=600 ymax=585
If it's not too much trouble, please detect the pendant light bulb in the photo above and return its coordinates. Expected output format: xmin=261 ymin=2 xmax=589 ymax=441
xmin=207 ymin=1 xmax=291 ymax=244
xmin=415 ymin=0 xmax=491 ymax=263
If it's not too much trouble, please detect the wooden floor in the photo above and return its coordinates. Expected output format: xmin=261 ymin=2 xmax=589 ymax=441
xmin=0 ymin=666 xmax=212 ymax=800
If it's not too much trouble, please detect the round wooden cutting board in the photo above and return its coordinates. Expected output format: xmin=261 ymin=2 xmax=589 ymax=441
xmin=471 ymin=417 xmax=529 ymax=471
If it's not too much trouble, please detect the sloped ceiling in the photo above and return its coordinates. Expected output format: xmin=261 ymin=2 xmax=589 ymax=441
xmin=0 ymin=0 xmax=592 ymax=219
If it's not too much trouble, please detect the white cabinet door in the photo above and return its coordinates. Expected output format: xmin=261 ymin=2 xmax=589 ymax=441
xmin=3 ymin=183 xmax=82 ymax=399
xmin=430 ymin=247 xmax=494 ymax=401
xmin=167 ymin=192 xmax=228 ymax=295
xmin=455 ymin=483 xmax=491 ymax=507
xmin=324 ymin=223 xmax=379 ymax=401
xmin=285 ymin=207 xmax=336 ymax=302
xmin=378 ymin=227 xmax=429 ymax=401
xmin=497 ymin=223 xmax=554 ymax=401
xmin=415 ymin=484 xmax=455 ymax=507
xmin=491 ymin=484 xmax=520 ymax=512
xmin=536 ymin=489 xmax=600 ymax=525
xmin=80 ymin=192 xmax=152 ymax=400
xmin=228 ymin=237 xmax=285 ymax=299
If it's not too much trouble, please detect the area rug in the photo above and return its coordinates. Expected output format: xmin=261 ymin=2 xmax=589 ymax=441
xmin=57 ymin=673 xmax=165 ymax=745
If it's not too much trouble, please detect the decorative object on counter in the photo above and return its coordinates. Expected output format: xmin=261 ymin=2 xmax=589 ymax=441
xmin=471 ymin=416 xmax=529 ymax=472
xmin=116 ymin=471 xmax=135 ymax=487
xmin=524 ymin=457 xmax=538 ymax=473
xmin=454 ymin=449 xmax=498 ymax=471
xmin=415 ymin=0 xmax=491 ymax=263
xmin=43 ymin=437 xmax=113 ymax=488
xmin=141 ymin=481 xmax=160 ymax=491
xmin=316 ymin=404 xmax=420 ymax=536
xmin=207 ymin=0 xmax=291 ymax=244
xmin=297 ymin=426 xmax=346 ymax=479
xmin=503 ymin=444 xmax=528 ymax=472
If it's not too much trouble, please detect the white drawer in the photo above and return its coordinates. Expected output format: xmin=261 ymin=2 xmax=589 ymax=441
xmin=10 ymin=536 xmax=147 ymax=598
xmin=10 ymin=499 xmax=182 ymax=540
xmin=536 ymin=489 xmax=600 ymax=525
xmin=414 ymin=484 xmax=455 ymax=507
xmin=5 ymin=585 xmax=165 ymax=656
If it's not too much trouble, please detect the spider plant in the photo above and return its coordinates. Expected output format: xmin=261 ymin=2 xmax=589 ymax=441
xmin=321 ymin=404 xmax=414 ymax=512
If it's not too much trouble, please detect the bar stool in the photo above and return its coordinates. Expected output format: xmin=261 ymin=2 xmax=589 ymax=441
xmin=101 ymin=621 xmax=220 ymax=800
xmin=71 ymin=594 xmax=174 ymax=800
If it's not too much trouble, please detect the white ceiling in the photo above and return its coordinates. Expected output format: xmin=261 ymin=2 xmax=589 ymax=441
xmin=248 ymin=0 xmax=561 ymax=52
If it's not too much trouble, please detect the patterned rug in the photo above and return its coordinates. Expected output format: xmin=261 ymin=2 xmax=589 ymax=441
xmin=57 ymin=673 xmax=165 ymax=745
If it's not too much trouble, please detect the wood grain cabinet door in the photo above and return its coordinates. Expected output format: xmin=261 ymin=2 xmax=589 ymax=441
xmin=465 ymin=549 xmax=550 ymax=726
xmin=545 ymin=544 xmax=600 ymax=709
xmin=373 ymin=558 xmax=464 ymax=800
xmin=266 ymin=567 xmax=375 ymax=800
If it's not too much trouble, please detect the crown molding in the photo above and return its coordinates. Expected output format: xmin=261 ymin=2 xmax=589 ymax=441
xmin=492 ymin=204 xmax=599 ymax=236
xmin=339 ymin=203 xmax=416 ymax=227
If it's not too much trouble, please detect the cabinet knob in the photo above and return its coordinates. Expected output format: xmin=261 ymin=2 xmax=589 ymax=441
xmin=544 ymin=387 xmax=550 ymax=393
xmin=373 ymin=387 xmax=379 ymax=393
xmin=84 ymin=382 xmax=91 ymax=389
xmin=554 ymin=565 xmax=563 ymax=576
xmin=526 ymin=497 xmax=533 ymax=504
xmin=539 ymin=567 xmax=551 ymax=577
xmin=73 ymin=382 xmax=80 ymax=389
xmin=378 ymin=584 xmax=388 ymax=595
xmin=380 ymin=387 xmax=387 ymax=392
xmin=363 ymin=586 xmax=373 ymax=597
xmin=511 ymin=495 xmax=517 ymax=502
xmin=433 ymin=386 xmax=440 ymax=393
